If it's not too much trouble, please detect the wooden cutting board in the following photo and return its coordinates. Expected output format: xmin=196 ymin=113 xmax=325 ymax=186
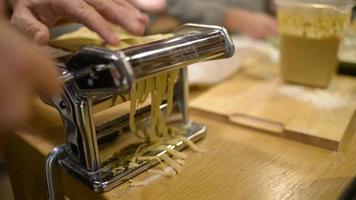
xmin=190 ymin=69 xmax=356 ymax=151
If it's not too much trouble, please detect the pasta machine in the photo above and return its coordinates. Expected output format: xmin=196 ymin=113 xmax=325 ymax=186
xmin=45 ymin=23 xmax=235 ymax=199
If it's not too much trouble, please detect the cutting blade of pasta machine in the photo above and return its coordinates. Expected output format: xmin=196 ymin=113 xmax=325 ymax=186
xmin=45 ymin=23 xmax=235 ymax=198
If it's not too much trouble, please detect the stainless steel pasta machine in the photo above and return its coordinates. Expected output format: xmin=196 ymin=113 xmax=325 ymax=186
xmin=45 ymin=23 xmax=235 ymax=199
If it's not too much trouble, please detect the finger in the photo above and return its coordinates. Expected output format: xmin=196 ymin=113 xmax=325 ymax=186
xmin=52 ymin=0 xmax=119 ymax=45
xmin=11 ymin=7 xmax=50 ymax=45
xmin=0 ymin=76 xmax=32 ymax=129
xmin=113 ymin=0 xmax=149 ymax=32
xmin=266 ymin=18 xmax=278 ymax=36
xmin=0 ymin=1 xmax=4 ymax=19
xmin=0 ymin=23 xmax=59 ymax=129
xmin=0 ymin=25 xmax=61 ymax=97
xmin=265 ymin=25 xmax=278 ymax=37
xmin=86 ymin=0 xmax=148 ymax=35
xmin=128 ymin=0 xmax=166 ymax=13
xmin=28 ymin=46 xmax=61 ymax=98
xmin=0 ymin=56 xmax=30 ymax=129
xmin=21 ymin=45 xmax=60 ymax=98
xmin=114 ymin=0 xmax=150 ymax=29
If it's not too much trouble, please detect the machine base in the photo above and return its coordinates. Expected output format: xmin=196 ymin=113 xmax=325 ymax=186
xmin=57 ymin=122 xmax=206 ymax=192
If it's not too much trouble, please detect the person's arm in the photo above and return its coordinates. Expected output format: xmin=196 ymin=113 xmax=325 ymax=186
xmin=224 ymin=8 xmax=278 ymax=39
xmin=10 ymin=0 xmax=149 ymax=45
xmin=130 ymin=0 xmax=226 ymax=24
xmin=166 ymin=0 xmax=228 ymax=25
xmin=165 ymin=0 xmax=277 ymax=40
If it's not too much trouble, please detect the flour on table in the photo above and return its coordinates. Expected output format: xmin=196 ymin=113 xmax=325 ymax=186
xmin=278 ymin=85 xmax=347 ymax=110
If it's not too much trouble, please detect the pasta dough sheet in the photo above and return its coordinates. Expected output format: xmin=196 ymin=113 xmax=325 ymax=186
xmin=50 ymin=25 xmax=172 ymax=51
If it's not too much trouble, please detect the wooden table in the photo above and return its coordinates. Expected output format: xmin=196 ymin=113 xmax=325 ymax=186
xmin=4 ymin=39 xmax=356 ymax=199
xmin=3 ymin=82 xmax=356 ymax=200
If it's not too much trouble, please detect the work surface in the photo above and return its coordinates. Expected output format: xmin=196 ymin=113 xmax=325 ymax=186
xmin=4 ymin=38 xmax=356 ymax=200
xmin=190 ymin=71 xmax=356 ymax=151
xmin=4 ymin=85 xmax=356 ymax=200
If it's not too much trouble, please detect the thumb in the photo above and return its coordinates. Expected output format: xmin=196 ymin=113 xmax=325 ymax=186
xmin=0 ymin=1 xmax=4 ymax=19
xmin=11 ymin=8 xmax=50 ymax=45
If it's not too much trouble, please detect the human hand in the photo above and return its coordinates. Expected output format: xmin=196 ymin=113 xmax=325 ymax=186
xmin=129 ymin=0 xmax=166 ymax=13
xmin=225 ymin=8 xmax=278 ymax=40
xmin=0 ymin=21 xmax=60 ymax=129
xmin=11 ymin=0 xmax=149 ymax=45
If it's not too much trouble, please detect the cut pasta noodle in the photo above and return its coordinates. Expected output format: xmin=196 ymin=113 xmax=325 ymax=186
xmin=175 ymin=136 xmax=207 ymax=153
xmin=129 ymin=70 xmax=180 ymax=144
xmin=166 ymin=70 xmax=179 ymax=116
xmin=160 ymin=154 xmax=182 ymax=174
xmin=155 ymin=146 xmax=188 ymax=160
xmin=124 ymin=69 xmax=207 ymax=178
xmin=175 ymin=159 xmax=186 ymax=166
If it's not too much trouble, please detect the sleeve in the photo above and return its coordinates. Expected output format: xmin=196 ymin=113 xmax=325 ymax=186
xmin=165 ymin=0 xmax=229 ymax=25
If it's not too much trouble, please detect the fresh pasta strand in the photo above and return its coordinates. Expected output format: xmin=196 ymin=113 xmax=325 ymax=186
xmin=177 ymin=136 xmax=207 ymax=153
xmin=158 ymin=112 xmax=168 ymax=138
xmin=129 ymin=69 xmax=180 ymax=143
xmin=166 ymin=70 xmax=179 ymax=116
xmin=136 ymin=79 xmax=146 ymax=105
xmin=125 ymin=69 xmax=204 ymax=176
xmin=142 ymin=78 xmax=152 ymax=103
xmin=137 ymin=156 xmax=165 ymax=167
xmin=129 ymin=82 xmax=137 ymax=134
xmin=155 ymin=145 xmax=188 ymax=160
xmin=175 ymin=159 xmax=186 ymax=166
xmin=160 ymin=154 xmax=182 ymax=174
